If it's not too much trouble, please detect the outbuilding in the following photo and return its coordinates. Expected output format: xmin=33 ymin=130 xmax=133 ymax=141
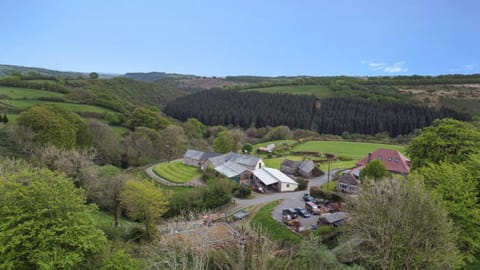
xmin=252 ymin=167 xmax=298 ymax=192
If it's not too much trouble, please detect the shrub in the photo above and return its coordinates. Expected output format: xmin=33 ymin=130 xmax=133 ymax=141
xmin=296 ymin=177 xmax=308 ymax=190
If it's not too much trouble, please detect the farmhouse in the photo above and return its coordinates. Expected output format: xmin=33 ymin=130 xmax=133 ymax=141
xmin=280 ymin=159 xmax=316 ymax=178
xmin=183 ymin=149 xmax=222 ymax=169
xmin=207 ymin=152 xmax=264 ymax=171
xmin=214 ymin=161 xmax=251 ymax=185
xmin=356 ymin=148 xmax=410 ymax=175
xmin=252 ymin=167 xmax=298 ymax=192
xmin=337 ymin=171 xmax=360 ymax=194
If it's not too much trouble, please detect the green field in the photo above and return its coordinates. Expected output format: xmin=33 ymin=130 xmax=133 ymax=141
xmin=244 ymin=85 xmax=333 ymax=97
xmin=0 ymin=86 xmax=65 ymax=99
xmin=153 ymin=161 xmax=201 ymax=183
xmin=251 ymin=200 xmax=301 ymax=244
xmin=3 ymin=99 xmax=113 ymax=113
xmin=293 ymin=141 xmax=406 ymax=160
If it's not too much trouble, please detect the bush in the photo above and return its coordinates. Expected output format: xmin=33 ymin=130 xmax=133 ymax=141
xmin=309 ymin=186 xmax=343 ymax=202
xmin=233 ymin=184 xmax=251 ymax=198
xmin=296 ymin=177 xmax=308 ymax=190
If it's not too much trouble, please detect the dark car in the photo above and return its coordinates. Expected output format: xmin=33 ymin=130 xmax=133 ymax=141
xmin=302 ymin=193 xmax=314 ymax=202
xmin=294 ymin=207 xmax=311 ymax=218
xmin=282 ymin=208 xmax=298 ymax=218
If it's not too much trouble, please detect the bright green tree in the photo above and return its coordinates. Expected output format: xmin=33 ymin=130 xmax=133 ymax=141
xmin=17 ymin=106 xmax=92 ymax=149
xmin=214 ymin=130 xmax=237 ymax=153
xmin=126 ymin=107 xmax=170 ymax=130
xmin=241 ymin=143 xmax=253 ymax=154
xmin=17 ymin=106 xmax=77 ymax=148
xmin=0 ymin=168 xmax=106 ymax=269
xmin=407 ymin=118 xmax=480 ymax=169
xmin=120 ymin=180 xmax=168 ymax=240
xmin=415 ymin=162 xmax=480 ymax=263
xmin=359 ymin=159 xmax=388 ymax=181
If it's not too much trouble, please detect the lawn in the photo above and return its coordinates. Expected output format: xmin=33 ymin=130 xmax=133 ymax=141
xmin=90 ymin=210 xmax=136 ymax=229
xmin=244 ymin=85 xmax=333 ymax=98
xmin=153 ymin=161 xmax=201 ymax=183
xmin=3 ymin=99 xmax=113 ymax=113
xmin=251 ymin=200 xmax=301 ymax=244
xmin=293 ymin=141 xmax=406 ymax=160
xmin=0 ymin=86 xmax=65 ymax=99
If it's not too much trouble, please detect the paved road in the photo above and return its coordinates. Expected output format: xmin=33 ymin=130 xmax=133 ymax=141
xmin=228 ymin=169 xmax=342 ymax=216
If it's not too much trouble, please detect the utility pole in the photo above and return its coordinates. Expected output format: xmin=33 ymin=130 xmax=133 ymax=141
xmin=327 ymin=159 xmax=331 ymax=184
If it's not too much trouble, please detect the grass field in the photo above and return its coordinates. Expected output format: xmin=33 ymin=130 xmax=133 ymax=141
xmin=244 ymin=85 xmax=333 ymax=98
xmin=293 ymin=141 xmax=406 ymax=160
xmin=153 ymin=161 xmax=201 ymax=183
xmin=251 ymin=200 xmax=301 ymax=244
xmin=0 ymin=86 xmax=65 ymax=99
xmin=3 ymin=99 xmax=113 ymax=113
xmin=90 ymin=210 xmax=136 ymax=229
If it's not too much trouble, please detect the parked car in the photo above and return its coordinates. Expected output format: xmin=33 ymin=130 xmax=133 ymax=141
xmin=294 ymin=207 xmax=311 ymax=218
xmin=305 ymin=201 xmax=322 ymax=215
xmin=282 ymin=208 xmax=298 ymax=219
xmin=252 ymin=184 xmax=265 ymax=193
xmin=302 ymin=193 xmax=314 ymax=202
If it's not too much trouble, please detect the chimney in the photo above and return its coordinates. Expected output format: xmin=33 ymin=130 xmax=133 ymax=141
xmin=367 ymin=152 xmax=372 ymax=163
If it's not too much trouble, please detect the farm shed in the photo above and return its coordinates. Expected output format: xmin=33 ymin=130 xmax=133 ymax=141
xmin=252 ymin=167 xmax=298 ymax=192
xmin=214 ymin=161 xmax=251 ymax=185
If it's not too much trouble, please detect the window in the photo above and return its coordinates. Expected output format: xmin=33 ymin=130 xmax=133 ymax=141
xmin=395 ymin=158 xmax=399 ymax=163
xmin=286 ymin=184 xmax=290 ymax=188
xmin=388 ymin=156 xmax=393 ymax=161
xmin=378 ymin=155 xmax=382 ymax=160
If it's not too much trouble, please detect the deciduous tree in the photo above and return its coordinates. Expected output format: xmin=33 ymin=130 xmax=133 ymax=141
xmin=407 ymin=118 xmax=480 ymax=169
xmin=120 ymin=180 xmax=168 ymax=240
xmin=0 ymin=167 xmax=106 ymax=269
xmin=214 ymin=130 xmax=237 ymax=153
xmin=359 ymin=159 xmax=388 ymax=181
xmin=414 ymin=162 xmax=480 ymax=263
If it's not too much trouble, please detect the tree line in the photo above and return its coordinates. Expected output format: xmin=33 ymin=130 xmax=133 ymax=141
xmin=164 ymin=90 xmax=471 ymax=137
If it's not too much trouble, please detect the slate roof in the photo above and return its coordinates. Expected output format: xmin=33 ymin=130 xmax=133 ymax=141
xmin=321 ymin=212 xmax=348 ymax=224
xmin=209 ymin=152 xmax=261 ymax=168
xmin=281 ymin=159 xmax=300 ymax=168
xmin=281 ymin=159 xmax=315 ymax=172
xmin=253 ymin=167 xmax=298 ymax=186
xmin=184 ymin=149 xmax=222 ymax=161
xmin=338 ymin=171 xmax=360 ymax=186
xmin=357 ymin=148 xmax=410 ymax=174
xmin=214 ymin=161 xmax=249 ymax=178
xmin=298 ymin=160 xmax=315 ymax=172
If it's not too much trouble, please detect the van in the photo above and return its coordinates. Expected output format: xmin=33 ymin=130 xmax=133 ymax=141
xmin=305 ymin=202 xmax=321 ymax=215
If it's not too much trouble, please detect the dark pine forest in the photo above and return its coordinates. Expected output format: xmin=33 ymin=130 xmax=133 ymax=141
xmin=164 ymin=90 xmax=471 ymax=136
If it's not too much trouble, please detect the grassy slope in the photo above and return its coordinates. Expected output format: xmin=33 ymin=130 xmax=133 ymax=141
xmin=293 ymin=141 xmax=406 ymax=160
xmin=153 ymin=161 xmax=201 ymax=183
xmin=251 ymin=200 xmax=301 ymax=244
xmin=3 ymin=99 xmax=113 ymax=113
xmin=243 ymin=85 xmax=333 ymax=97
xmin=0 ymin=86 xmax=65 ymax=99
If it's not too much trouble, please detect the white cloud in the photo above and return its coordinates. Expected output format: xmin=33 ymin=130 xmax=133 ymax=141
xmin=362 ymin=60 xmax=408 ymax=74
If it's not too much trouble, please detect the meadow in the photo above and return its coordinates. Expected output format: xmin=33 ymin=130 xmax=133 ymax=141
xmin=292 ymin=140 xmax=406 ymax=160
xmin=0 ymin=86 xmax=65 ymax=99
xmin=3 ymin=99 xmax=113 ymax=113
xmin=153 ymin=161 xmax=201 ymax=183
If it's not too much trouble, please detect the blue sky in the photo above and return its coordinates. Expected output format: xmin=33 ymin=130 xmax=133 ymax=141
xmin=1 ymin=0 xmax=479 ymax=76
